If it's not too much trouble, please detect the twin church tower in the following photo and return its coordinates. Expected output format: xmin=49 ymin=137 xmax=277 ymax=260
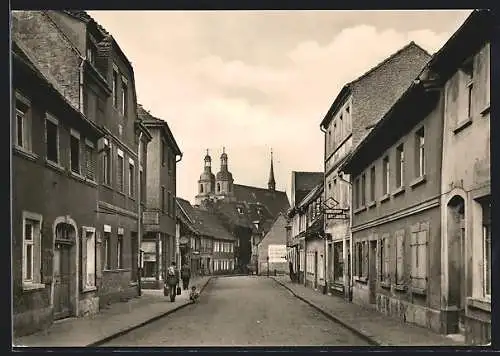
xmin=195 ymin=147 xmax=276 ymax=205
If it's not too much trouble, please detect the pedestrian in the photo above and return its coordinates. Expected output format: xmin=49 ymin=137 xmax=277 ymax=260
xmin=164 ymin=261 xmax=180 ymax=302
xmin=289 ymin=260 xmax=295 ymax=283
xmin=181 ymin=262 xmax=191 ymax=290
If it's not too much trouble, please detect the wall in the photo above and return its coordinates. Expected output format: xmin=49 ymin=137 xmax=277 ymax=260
xmin=145 ymin=129 xmax=161 ymax=210
xmin=305 ymin=238 xmax=326 ymax=289
xmin=12 ymin=79 xmax=99 ymax=336
xmin=352 ymin=207 xmax=443 ymax=332
xmin=257 ymin=215 xmax=288 ymax=274
xmin=440 ymin=43 xmax=490 ymax=344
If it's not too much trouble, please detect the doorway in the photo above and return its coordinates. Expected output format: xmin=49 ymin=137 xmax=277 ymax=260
xmin=53 ymin=223 xmax=75 ymax=320
xmin=368 ymin=240 xmax=377 ymax=305
xmin=447 ymin=195 xmax=466 ymax=334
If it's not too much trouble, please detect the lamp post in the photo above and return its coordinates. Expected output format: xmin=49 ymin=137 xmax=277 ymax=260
xmin=267 ymin=255 xmax=270 ymax=277
xmin=138 ymin=249 xmax=144 ymax=296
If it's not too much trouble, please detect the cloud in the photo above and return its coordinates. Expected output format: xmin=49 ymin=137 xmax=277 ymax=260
xmin=87 ymin=11 xmax=463 ymax=203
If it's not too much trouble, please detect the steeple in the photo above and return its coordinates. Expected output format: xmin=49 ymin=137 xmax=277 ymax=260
xmin=268 ymin=148 xmax=276 ymax=191
xmin=216 ymin=146 xmax=234 ymax=199
xmin=204 ymin=148 xmax=212 ymax=170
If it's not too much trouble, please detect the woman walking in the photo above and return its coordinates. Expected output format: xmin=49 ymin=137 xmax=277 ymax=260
xmin=165 ymin=262 xmax=180 ymax=302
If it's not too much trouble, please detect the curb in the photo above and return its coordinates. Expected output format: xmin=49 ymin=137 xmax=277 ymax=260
xmin=270 ymin=277 xmax=381 ymax=346
xmin=88 ymin=277 xmax=213 ymax=347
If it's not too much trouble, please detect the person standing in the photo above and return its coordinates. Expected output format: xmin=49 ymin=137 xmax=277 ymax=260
xmin=165 ymin=262 xmax=180 ymax=302
xmin=181 ymin=262 xmax=191 ymax=290
xmin=289 ymin=260 xmax=295 ymax=283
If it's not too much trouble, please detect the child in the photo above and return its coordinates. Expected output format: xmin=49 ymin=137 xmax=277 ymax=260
xmin=189 ymin=285 xmax=200 ymax=303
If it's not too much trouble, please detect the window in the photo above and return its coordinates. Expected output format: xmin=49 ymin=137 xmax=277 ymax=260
xmin=354 ymin=178 xmax=360 ymax=209
xmin=85 ymin=140 xmax=96 ymax=181
xmin=462 ymin=60 xmax=474 ymax=119
xmin=121 ymin=77 xmax=128 ymax=117
xmin=383 ymin=156 xmax=389 ymax=195
xmin=117 ymin=234 xmax=123 ymax=269
xmin=117 ymin=150 xmax=124 ymax=192
xmin=395 ymin=230 xmax=405 ymax=286
xmin=15 ymin=94 xmax=31 ymax=150
xmin=45 ymin=114 xmax=59 ymax=163
xmin=361 ymin=174 xmax=366 ymax=206
xmin=128 ymin=159 xmax=135 ymax=197
xmin=482 ymin=200 xmax=491 ymax=297
xmin=112 ymin=66 xmax=119 ymax=108
xmin=102 ymin=139 xmax=111 ymax=185
xmin=415 ymin=128 xmax=425 ymax=177
xmin=333 ymin=123 xmax=337 ymax=147
xmin=396 ymin=144 xmax=404 ymax=188
xmin=328 ymin=130 xmax=331 ymax=150
xmin=339 ymin=114 xmax=343 ymax=138
xmin=70 ymin=130 xmax=80 ymax=174
xmin=217 ymin=183 xmax=221 ymax=192
xmin=354 ymin=242 xmax=362 ymax=277
xmin=161 ymin=186 xmax=166 ymax=213
xmin=87 ymin=40 xmax=97 ymax=65
xmin=82 ymin=227 xmax=96 ymax=289
xmin=103 ymin=231 xmax=111 ymax=270
xmin=22 ymin=212 xmax=42 ymax=285
xmin=161 ymin=141 xmax=166 ymax=166
xmin=333 ymin=242 xmax=344 ymax=282
xmin=370 ymin=166 xmax=376 ymax=202
xmin=410 ymin=223 xmax=428 ymax=291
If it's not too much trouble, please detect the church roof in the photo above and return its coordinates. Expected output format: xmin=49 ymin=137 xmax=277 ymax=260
xmin=216 ymin=170 xmax=233 ymax=181
xmin=233 ymin=184 xmax=290 ymax=218
xmin=293 ymin=171 xmax=324 ymax=205
xmin=191 ymin=207 xmax=236 ymax=241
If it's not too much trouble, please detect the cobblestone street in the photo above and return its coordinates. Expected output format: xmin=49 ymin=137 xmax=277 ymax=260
xmin=102 ymin=276 xmax=371 ymax=346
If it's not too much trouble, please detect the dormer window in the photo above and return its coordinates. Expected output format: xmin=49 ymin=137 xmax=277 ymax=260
xmin=86 ymin=40 xmax=97 ymax=66
xmin=237 ymin=207 xmax=244 ymax=214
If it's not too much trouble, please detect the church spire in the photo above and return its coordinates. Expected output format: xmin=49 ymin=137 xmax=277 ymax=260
xmin=268 ymin=148 xmax=276 ymax=191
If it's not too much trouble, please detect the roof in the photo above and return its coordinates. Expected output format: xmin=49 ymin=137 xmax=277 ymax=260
xmin=320 ymin=41 xmax=431 ymax=128
xmin=12 ymin=37 xmax=105 ymax=138
xmin=138 ymin=104 xmax=182 ymax=155
xmin=191 ymin=207 xmax=236 ymax=241
xmin=233 ymin=184 xmax=290 ymax=218
xmin=426 ymin=9 xmax=492 ymax=81
xmin=298 ymin=182 xmax=324 ymax=209
xmin=293 ymin=171 xmax=323 ymax=205
xmin=340 ymin=10 xmax=492 ymax=175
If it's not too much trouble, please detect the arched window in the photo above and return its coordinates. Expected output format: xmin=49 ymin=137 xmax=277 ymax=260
xmin=200 ymin=184 xmax=204 ymax=193
xmin=217 ymin=183 xmax=221 ymax=192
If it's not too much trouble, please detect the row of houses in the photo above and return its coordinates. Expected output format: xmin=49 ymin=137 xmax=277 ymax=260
xmin=285 ymin=9 xmax=491 ymax=345
xmin=11 ymin=10 xmax=183 ymax=337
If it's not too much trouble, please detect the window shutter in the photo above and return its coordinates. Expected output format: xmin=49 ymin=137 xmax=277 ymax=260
xmin=417 ymin=224 xmax=429 ymax=290
xmin=384 ymin=235 xmax=390 ymax=283
xmin=95 ymin=231 xmax=102 ymax=280
xmin=363 ymin=241 xmax=369 ymax=278
xmin=42 ymin=245 xmax=53 ymax=284
xmin=396 ymin=230 xmax=405 ymax=285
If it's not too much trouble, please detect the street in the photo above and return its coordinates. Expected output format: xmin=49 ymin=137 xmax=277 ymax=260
xmin=102 ymin=276 xmax=370 ymax=346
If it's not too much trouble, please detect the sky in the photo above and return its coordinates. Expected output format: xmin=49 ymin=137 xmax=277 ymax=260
xmin=88 ymin=10 xmax=472 ymax=204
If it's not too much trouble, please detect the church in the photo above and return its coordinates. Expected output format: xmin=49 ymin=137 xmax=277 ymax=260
xmin=193 ymin=148 xmax=290 ymax=272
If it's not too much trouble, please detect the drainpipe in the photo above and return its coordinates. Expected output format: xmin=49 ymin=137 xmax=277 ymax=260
xmin=137 ymin=131 xmax=143 ymax=296
xmin=175 ymin=153 xmax=183 ymax=268
xmin=79 ymin=57 xmax=85 ymax=112
xmin=338 ymin=171 xmax=353 ymax=302
xmin=320 ymin=124 xmax=329 ymax=294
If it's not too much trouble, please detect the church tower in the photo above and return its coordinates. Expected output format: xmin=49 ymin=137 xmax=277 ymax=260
xmin=268 ymin=148 xmax=276 ymax=191
xmin=215 ymin=147 xmax=235 ymax=201
xmin=195 ymin=149 xmax=216 ymax=205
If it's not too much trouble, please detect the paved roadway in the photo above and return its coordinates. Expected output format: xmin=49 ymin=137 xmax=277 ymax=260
xmin=102 ymin=276 xmax=370 ymax=347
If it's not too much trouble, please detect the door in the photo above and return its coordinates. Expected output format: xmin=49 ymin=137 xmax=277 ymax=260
xmin=458 ymin=216 xmax=466 ymax=333
xmin=314 ymin=251 xmax=318 ymax=289
xmin=131 ymin=232 xmax=138 ymax=282
xmin=368 ymin=241 xmax=377 ymax=305
xmin=54 ymin=242 xmax=72 ymax=320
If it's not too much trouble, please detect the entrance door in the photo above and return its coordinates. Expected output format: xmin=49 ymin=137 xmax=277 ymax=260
xmin=368 ymin=241 xmax=377 ymax=305
xmin=314 ymin=251 xmax=318 ymax=289
xmin=54 ymin=242 xmax=72 ymax=320
xmin=458 ymin=215 xmax=466 ymax=333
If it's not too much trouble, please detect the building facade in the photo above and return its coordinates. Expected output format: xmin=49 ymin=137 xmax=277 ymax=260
xmin=287 ymin=172 xmax=324 ymax=285
xmin=339 ymin=10 xmax=492 ymax=345
xmin=138 ymin=105 xmax=182 ymax=289
xmin=427 ymin=10 xmax=491 ymax=345
xmin=257 ymin=214 xmax=288 ymax=275
xmin=12 ymin=10 xmax=152 ymax=311
xmin=12 ymin=38 xmax=105 ymax=336
xmin=320 ymin=42 xmax=432 ymax=301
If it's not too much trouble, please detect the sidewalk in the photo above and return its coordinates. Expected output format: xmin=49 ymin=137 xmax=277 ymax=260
xmin=13 ymin=276 xmax=212 ymax=348
xmin=271 ymin=275 xmax=466 ymax=347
